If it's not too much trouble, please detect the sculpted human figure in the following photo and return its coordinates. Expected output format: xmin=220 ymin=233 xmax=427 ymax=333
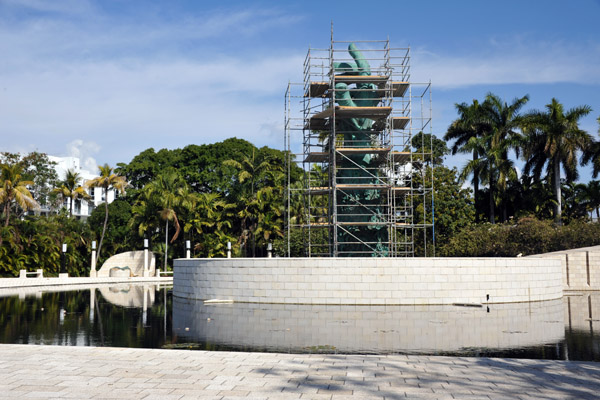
xmin=331 ymin=43 xmax=388 ymax=256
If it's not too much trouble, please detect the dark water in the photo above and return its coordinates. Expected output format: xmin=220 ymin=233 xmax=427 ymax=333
xmin=1 ymin=285 xmax=599 ymax=361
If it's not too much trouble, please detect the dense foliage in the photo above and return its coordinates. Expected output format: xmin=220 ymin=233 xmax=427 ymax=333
xmin=0 ymin=101 xmax=599 ymax=275
xmin=439 ymin=217 xmax=600 ymax=257
xmin=0 ymin=213 xmax=92 ymax=276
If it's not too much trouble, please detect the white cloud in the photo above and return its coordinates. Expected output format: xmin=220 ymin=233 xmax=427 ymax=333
xmin=66 ymin=139 xmax=100 ymax=173
xmin=412 ymin=40 xmax=600 ymax=88
xmin=0 ymin=3 xmax=305 ymax=165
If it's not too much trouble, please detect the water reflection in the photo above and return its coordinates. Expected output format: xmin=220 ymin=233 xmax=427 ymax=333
xmin=0 ymin=284 xmax=172 ymax=348
xmin=1 ymin=287 xmax=600 ymax=361
xmin=172 ymin=298 xmax=565 ymax=356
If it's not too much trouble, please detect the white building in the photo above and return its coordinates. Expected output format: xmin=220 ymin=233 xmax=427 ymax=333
xmin=48 ymin=156 xmax=118 ymax=219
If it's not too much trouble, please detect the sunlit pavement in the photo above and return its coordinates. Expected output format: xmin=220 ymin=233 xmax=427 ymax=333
xmin=0 ymin=344 xmax=598 ymax=399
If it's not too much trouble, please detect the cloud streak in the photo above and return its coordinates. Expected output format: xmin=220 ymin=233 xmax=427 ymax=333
xmin=412 ymin=39 xmax=600 ymax=88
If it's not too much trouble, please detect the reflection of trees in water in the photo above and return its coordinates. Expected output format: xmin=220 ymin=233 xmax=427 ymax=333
xmin=0 ymin=286 xmax=173 ymax=349
xmin=1 ymin=290 xmax=600 ymax=361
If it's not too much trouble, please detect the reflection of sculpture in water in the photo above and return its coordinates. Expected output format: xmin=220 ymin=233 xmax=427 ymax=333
xmin=333 ymin=43 xmax=387 ymax=256
xmin=98 ymin=284 xmax=156 ymax=308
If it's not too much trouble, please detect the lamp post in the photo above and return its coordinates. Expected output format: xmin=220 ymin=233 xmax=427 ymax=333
xmin=60 ymin=243 xmax=67 ymax=277
xmin=227 ymin=241 xmax=232 ymax=259
xmin=186 ymin=240 xmax=191 ymax=259
xmin=90 ymin=241 xmax=97 ymax=277
xmin=267 ymin=242 xmax=273 ymax=258
xmin=143 ymin=239 xmax=149 ymax=277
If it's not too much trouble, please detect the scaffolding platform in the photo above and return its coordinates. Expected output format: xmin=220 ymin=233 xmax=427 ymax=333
xmin=306 ymin=80 xmax=409 ymax=99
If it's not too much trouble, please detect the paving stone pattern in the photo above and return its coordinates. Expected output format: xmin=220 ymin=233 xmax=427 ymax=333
xmin=1 ymin=345 xmax=599 ymax=399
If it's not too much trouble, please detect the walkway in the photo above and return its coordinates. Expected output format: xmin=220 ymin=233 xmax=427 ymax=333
xmin=1 ymin=344 xmax=598 ymax=399
xmin=0 ymin=276 xmax=172 ymax=293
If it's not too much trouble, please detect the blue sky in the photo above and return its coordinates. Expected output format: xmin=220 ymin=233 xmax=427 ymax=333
xmin=1 ymin=0 xmax=599 ymax=181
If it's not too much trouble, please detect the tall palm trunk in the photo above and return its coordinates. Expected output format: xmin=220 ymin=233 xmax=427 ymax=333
xmin=489 ymin=170 xmax=495 ymax=224
xmin=69 ymin=197 xmax=74 ymax=218
xmin=4 ymin=202 xmax=10 ymax=226
xmin=553 ymin=160 xmax=562 ymax=224
xmin=96 ymin=188 xmax=109 ymax=264
xmin=473 ymin=150 xmax=480 ymax=222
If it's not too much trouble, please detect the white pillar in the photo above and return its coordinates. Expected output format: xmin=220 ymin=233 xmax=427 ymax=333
xmin=186 ymin=240 xmax=191 ymax=259
xmin=90 ymin=288 xmax=95 ymax=322
xmin=90 ymin=241 xmax=97 ymax=278
xmin=227 ymin=241 xmax=232 ymax=259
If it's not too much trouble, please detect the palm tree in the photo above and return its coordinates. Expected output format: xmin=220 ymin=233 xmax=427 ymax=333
xmin=224 ymin=150 xmax=283 ymax=256
xmin=143 ymin=168 xmax=189 ymax=269
xmin=0 ymin=164 xmax=39 ymax=226
xmin=444 ymin=100 xmax=487 ymax=219
xmin=582 ymin=117 xmax=600 ymax=178
xmin=577 ymin=180 xmax=600 ymax=220
xmin=522 ymin=98 xmax=592 ymax=223
xmin=482 ymin=93 xmax=529 ymax=222
xmin=450 ymin=94 xmax=528 ymax=223
xmin=52 ymin=169 xmax=91 ymax=218
xmin=86 ymin=164 xmax=127 ymax=262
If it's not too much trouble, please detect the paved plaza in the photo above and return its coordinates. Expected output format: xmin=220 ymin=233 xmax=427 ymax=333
xmin=0 ymin=344 xmax=599 ymax=399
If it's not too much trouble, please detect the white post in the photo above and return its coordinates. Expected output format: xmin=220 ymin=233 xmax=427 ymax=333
xmin=143 ymin=239 xmax=149 ymax=277
xmin=267 ymin=242 xmax=273 ymax=259
xmin=142 ymin=285 xmax=148 ymax=326
xmin=90 ymin=241 xmax=97 ymax=277
xmin=227 ymin=241 xmax=232 ymax=259
xmin=59 ymin=243 xmax=68 ymax=279
xmin=186 ymin=240 xmax=191 ymax=259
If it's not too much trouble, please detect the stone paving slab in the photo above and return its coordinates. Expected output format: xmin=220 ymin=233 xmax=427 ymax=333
xmin=1 ymin=344 xmax=599 ymax=399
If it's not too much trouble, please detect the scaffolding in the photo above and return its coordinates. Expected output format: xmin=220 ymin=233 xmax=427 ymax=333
xmin=284 ymin=34 xmax=434 ymax=257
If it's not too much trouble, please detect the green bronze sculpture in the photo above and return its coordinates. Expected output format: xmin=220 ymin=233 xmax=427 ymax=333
xmin=332 ymin=44 xmax=388 ymax=256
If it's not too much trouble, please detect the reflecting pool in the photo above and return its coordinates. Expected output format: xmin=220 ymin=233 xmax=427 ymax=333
xmin=1 ymin=285 xmax=599 ymax=361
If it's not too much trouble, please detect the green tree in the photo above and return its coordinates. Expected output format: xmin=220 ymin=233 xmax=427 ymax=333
xmin=582 ymin=116 xmax=600 ymax=178
xmin=412 ymin=131 xmax=449 ymax=166
xmin=52 ymin=169 xmax=91 ymax=218
xmin=483 ymin=93 xmax=529 ymax=222
xmin=522 ymin=98 xmax=592 ymax=223
xmin=88 ymin=199 xmax=133 ymax=263
xmin=0 ymin=152 xmax=59 ymax=209
xmin=86 ymin=164 xmax=127 ymax=262
xmin=135 ymin=168 xmax=189 ymax=268
xmin=413 ymin=165 xmax=475 ymax=255
xmin=184 ymin=192 xmax=236 ymax=258
xmin=224 ymin=149 xmax=284 ymax=256
xmin=0 ymin=164 xmax=39 ymax=227
xmin=445 ymin=100 xmax=487 ymax=221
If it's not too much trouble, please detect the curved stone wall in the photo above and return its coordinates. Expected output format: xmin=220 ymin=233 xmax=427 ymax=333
xmin=173 ymin=257 xmax=563 ymax=305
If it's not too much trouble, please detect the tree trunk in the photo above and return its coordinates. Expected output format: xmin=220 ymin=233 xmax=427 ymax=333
xmin=489 ymin=174 xmax=495 ymax=224
xmin=473 ymin=150 xmax=479 ymax=222
xmin=553 ymin=161 xmax=562 ymax=224
xmin=4 ymin=202 xmax=9 ymax=226
xmin=69 ymin=196 xmax=73 ymax=218
xmin=96 ymin=188 xmax=109 ymax=264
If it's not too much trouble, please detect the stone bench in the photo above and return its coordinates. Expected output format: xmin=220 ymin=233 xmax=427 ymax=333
xmin=19 ymin=269 xmax=43 ymax=279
